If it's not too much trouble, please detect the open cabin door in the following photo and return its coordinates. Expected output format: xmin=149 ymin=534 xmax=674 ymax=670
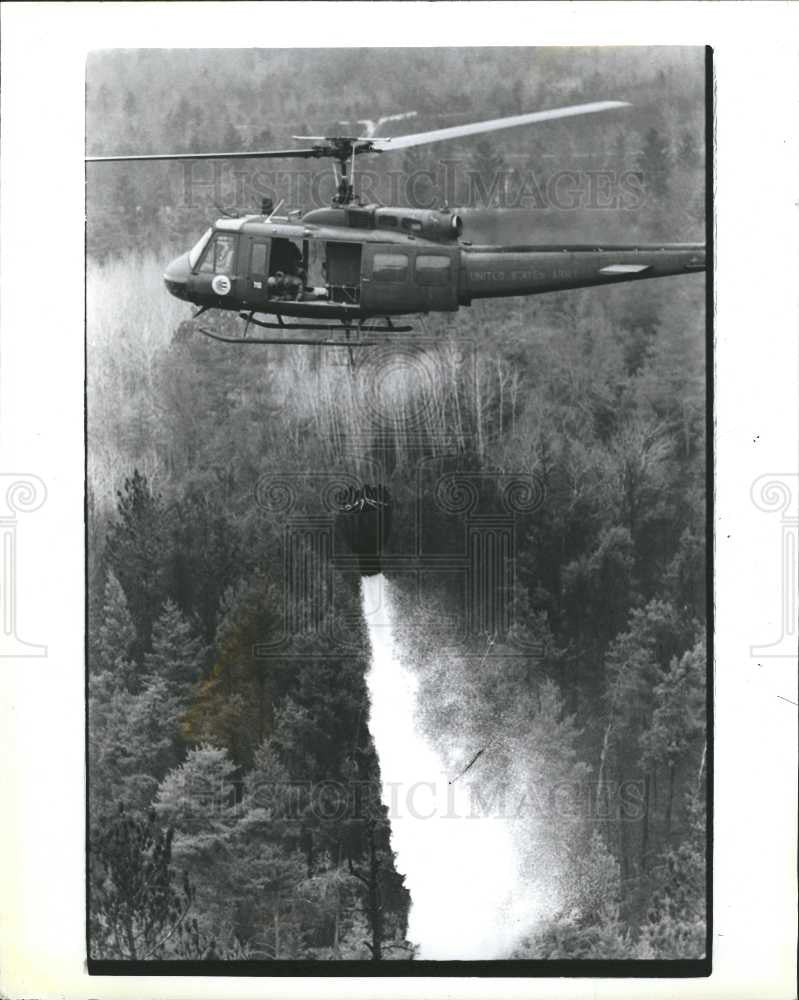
xmin=239 ymin=234 xmax=308 ymax=308
xmin=325 ymin=242 xmax=362 ymax=304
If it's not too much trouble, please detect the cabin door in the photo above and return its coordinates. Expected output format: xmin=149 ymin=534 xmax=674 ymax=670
xmin=240 ymin=236 xmax=272 ymax=310
xmin=325 ymin=242 xmax=362 ymax=304
xmin=360 ymin=245 xmax=459 ymax=314
xmin=360 ymin=245 xmax=416 ymax=313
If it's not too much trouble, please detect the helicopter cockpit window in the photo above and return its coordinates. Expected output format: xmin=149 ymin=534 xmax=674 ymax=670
xmin=401 ymin=217 xmax=423 ymax=233
xmin=188 ymin=228 xmax=213 ymax=269
xmin=197 ymin=233 xmax=237 ymax=275
xmin=372 ymin=253 xmax=408 ymax=283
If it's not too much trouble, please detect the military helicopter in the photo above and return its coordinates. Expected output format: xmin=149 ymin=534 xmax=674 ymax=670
xmin=86 ymin=101 xmax=706 ymax=347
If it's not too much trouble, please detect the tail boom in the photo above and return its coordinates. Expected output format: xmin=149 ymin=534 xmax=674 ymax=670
xmin=460 ymin=243 xmax=706 ymax=302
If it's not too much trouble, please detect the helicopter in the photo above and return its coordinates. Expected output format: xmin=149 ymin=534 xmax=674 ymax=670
xmin=86 ymin=101 xmax=706 ymax=348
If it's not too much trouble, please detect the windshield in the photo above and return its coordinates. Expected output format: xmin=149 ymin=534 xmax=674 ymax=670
xmin=188 ymin=228 xmax=213 ymax=269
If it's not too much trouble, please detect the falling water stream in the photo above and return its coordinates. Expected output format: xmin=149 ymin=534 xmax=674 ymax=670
xmin=361 ymin=574 xmax=550 ymax=959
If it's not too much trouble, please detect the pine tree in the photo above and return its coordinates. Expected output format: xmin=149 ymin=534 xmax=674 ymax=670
xmin=144 ymin=599 xmax=205 ymax=695
xmin=106 ymin=469 xmax=175 ymax=657
xmin=226 ymin=740 xmax=307 ymax=956
xmin=171 ymin=488 xmax=242 ymax=641
xmin=564 ymin=828 xmax=623 ymax=921
xmin=608 ymin=417 xmax=672 ymax=543
xmin=599 ymin=600 xmax=694 ymax=877
xmin=153 ymin=745 xmax=239 ymax=941
xmin=89 ymin=806 xmax=194 ymax=960
xmin=89 ymin=674 xmax=183 ymax=824
xmin=639 ymin=790 xmax=706 ymax=958
xmin=640 ymin=637 xmax=706 ymax=832
xmin=182 ymin=573 xmax=285 ymax=765
xmin=155 ymin=744 xmax=238 ymax=841
xmin=562 ymin=525 xmax=637 ymax=653
xmin=94 ymin=569 xmax=137 ymax=688
xmin=153 ymin=743 xmax=304 ymax=953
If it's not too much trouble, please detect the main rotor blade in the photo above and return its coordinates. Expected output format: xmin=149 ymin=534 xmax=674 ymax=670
xmin=85 ymin=147 xmax=322 ymax=163
xmin=369 ymin=100 xmax=630 ymax=152
xmin=86 ymin=102 xmax=630 ymax=164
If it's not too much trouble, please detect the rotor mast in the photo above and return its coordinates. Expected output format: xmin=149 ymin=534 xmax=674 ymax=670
xmin=323 ymin=138 xmax=364 ymax=204
xmin=334 ymin=149 xmax=354 ymax=205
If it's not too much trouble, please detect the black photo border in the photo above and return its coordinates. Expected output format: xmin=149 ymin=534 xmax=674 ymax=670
xmin=84 ymin=44 xmax=714 ymax=981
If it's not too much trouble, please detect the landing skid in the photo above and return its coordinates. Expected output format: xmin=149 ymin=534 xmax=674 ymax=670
xmin=197 ymin=327 xmax=373 ymax=347
xmin=193 ymin=307 xmax=412 ymax=347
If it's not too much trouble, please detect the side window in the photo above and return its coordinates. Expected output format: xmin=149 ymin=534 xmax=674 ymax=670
xmin=372 ymin=253 xmax=409 ymax=282
xmin=401 ymin=217 xmax=423 ymax=233
xmin=250 ymin=241 xmax=268 ymax=274
xmin=198 ymin=233 xmax=237 ymax=274
xmin=415 ymin=254 xmax=452 ymax=285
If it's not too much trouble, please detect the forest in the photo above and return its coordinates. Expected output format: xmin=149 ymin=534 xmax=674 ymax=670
xmin=86 ymin=48 xmax=707 ymax=962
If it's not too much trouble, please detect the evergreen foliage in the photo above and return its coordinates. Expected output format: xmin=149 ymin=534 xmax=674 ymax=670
xmin=89 ymin=807 xmax=194 ymax=959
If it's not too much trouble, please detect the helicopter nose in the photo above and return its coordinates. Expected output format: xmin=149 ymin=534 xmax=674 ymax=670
xmin=163 ymin=252 xmax=191 ymax=300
